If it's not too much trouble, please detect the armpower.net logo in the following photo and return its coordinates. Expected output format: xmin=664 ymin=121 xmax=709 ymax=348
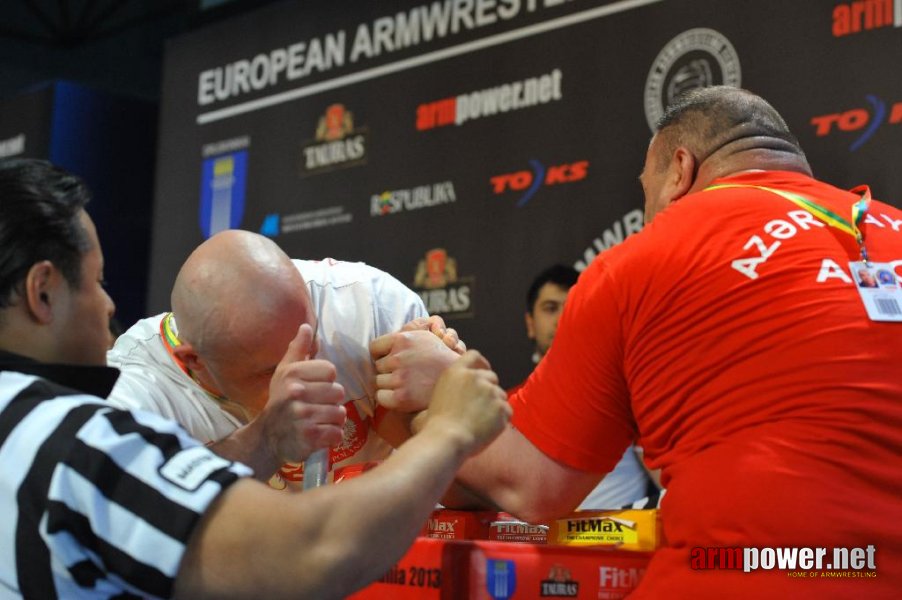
xmin=691 ymin=545 xmax=878 ymax=579
xmin=831 ymin=0 xmax=901 ymax=37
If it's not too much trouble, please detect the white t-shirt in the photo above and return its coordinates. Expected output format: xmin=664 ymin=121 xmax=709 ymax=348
xmin=107 ymin=258 xmax=428 ymax=485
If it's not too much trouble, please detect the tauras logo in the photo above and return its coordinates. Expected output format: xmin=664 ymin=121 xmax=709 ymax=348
xmin=540 ymin=564 xmax=578 ymax=597
xmin=300 ymin=104 xmax=368 ymax=176
xmin=413 ymin=248 xmax=474 ymax=319
xmin=832 ymin=0 xmax=901 ymax=37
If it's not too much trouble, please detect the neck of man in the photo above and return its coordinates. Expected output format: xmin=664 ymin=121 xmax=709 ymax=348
xmin=690 ymin=144 xmax=813 ymax=195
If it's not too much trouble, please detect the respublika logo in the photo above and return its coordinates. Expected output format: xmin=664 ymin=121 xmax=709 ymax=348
xmin=300 ymin=103 xmax=368 ymax=176
xmin=490 ymin=159 xmax=588 ymax=207
xmin=486 ymin=559 xmax=516 ymax=600
xmin=810 ymin=95 xmax=902 ymax=151
xmin=832 ymin=0 xmax=901 ymax=37
xmin=540 ymin=564 xmax=579 ymax=597
xmin=413 ymin=248 xmax=474 ymax=319
xmin=371 ymin=180 xmax=456 ymax=217
xmin=644 ymin=28 xmax=741 ymax=132
xmin=417 ymin=68 xmax=562 ymax=130
xmin=199 ymin=150 xmax=247 ymax=239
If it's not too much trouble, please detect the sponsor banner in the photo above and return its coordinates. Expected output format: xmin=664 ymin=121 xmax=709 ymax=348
xmin=260 ymin=205 xmax=352 ymax=237
xmin=831 ymin=0 xmax=901 ymax=37
xmin=644 ymin=28 xmax=741 ymax=132
xmin=540 ymin=564 xmax=579 ymax=597
xmin=152 ymin=0 xmax=902 ymax=391
xmin=413 ymin=248 xmax=475 ymax=319
xmin=810 ymin=95 xmax=902 ymax=152
xmin=691 ymin=544 xmax=878 ymax=577
xmin=344 ymin=527 xmax=652 ymax=600
xmin=417 ymin=68 xmax=563 ymax=131
xmin=198 ymin=150 xmax=248 ymax=238
xmin=371 ymin=180 xmax=456 ymax=216
xmin=300 ymin=103 xmax=368 ymax=176
xmin=491 ymin=159 xmax=588 ymax=207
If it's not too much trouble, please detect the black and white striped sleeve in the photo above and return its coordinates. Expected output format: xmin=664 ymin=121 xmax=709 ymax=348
xmin=0 ymin=371 xmax=251 ymax=599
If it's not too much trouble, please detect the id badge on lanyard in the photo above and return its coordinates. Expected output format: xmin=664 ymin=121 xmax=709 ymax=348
xmin=849 ymin=261 xmax=902 ymax=322
xmin=706 ymin=182 xmax=901 ymax=322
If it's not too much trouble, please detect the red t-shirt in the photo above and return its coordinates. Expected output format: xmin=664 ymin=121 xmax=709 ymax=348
xmin=511 ymin=171 xmax=902 ymax=598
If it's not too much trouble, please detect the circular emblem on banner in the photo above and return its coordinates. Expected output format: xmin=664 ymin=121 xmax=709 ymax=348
xmin=644 ymin=28 xmax=741 ymax=132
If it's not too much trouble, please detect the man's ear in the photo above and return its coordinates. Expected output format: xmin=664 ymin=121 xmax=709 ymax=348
xmin=661 ymin=146 xmax=697 ymax=206
xmin=172 ymin=342 xmax=203 ymax=372
xmin=23 ymin=261 xmax=59 ymax=324
xmin=525 ymin=311 xmax=536 ymax=340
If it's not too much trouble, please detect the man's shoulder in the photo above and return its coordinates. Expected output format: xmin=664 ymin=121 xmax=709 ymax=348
xmin=108 ymin=314 xmax=168 ymax=365
xmin=294 ymin=258 xmax=413 ymax=294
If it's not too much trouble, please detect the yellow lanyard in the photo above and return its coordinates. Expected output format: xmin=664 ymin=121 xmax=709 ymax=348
xmin=705 ymin=183 xmax=873 ymax=264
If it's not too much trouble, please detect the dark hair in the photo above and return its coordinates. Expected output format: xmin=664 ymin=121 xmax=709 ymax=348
xmin=0 ymin=158 xmax=92 ymax=308
xmin=654 ymin=86 xmax=804 ymax=168
xmin=526 ymin=264 xmax=579 ymax=313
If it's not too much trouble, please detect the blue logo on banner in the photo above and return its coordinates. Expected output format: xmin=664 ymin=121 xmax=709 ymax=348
xmin=260 ymin=213 xmax=280 ymax=237
xmin=849 ymin=95 xmax=885 ymax=152
xmin=486 ymin=559 xmax=516 ymax=600
xmin=199 ymin=151 xmax=248 ymax=238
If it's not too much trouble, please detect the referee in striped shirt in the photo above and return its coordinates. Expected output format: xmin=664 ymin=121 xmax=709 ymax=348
xmin=0 ymin=158 xmax=512 ymax=599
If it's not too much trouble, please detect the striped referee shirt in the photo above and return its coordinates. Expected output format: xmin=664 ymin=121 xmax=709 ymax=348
xmin=0 ymin=351 xmax=251 ymax=598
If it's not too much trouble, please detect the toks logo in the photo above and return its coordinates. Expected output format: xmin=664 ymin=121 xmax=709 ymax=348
xmin=832 ymin=0 xmax=901 ymax=37
xmin=300 ymin=103 xmax=368 ymax=176
xmin=810 ymin=95 xmax=902 ymax=151
xmin=491 ymin=160 xmax=588 ymax=207
xmin=413 ymin=248 xmax=474 ymax=319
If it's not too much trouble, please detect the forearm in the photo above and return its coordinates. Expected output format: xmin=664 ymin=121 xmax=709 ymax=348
xmin=207 ymin=423 xmax=280 ymax=482
xmin=432 ymin=421 xmax=594 ymax=523
xmin=176 ymin=425 xmax=472 ymax=599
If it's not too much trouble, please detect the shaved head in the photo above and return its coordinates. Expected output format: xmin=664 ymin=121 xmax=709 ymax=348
xmin=171 ymin=231 xmax=313 ymax=390
xmin=653 ymin=86 xmax=810 ymax=175
xmin=641 ymin=87 xmax=812 ymax=223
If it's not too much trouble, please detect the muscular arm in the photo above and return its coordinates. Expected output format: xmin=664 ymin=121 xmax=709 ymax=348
xmin=374 ymin=259 xmax=636 ymax=522
xmin=175 ymin=352 xmax=510 ymax=599
xmin=430 ymin=419 xmax=603 ymax=523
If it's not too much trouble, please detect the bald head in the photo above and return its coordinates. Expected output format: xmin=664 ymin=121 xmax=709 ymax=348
xmin=172 ymin=230 xmax=312 ymax=356
xmin=653 ymin=86 xmax=811 ymax=180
